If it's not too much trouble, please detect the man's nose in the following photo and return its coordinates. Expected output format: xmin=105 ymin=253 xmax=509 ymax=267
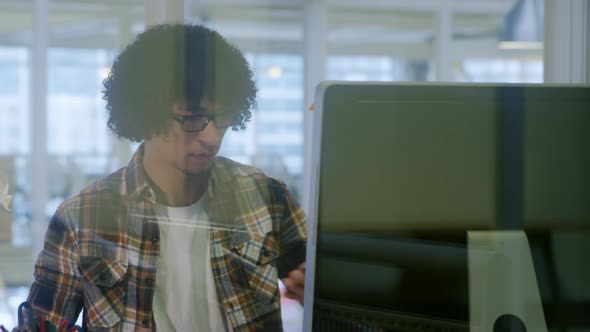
xmin=196 ymin=122 xmax=222 ymax=148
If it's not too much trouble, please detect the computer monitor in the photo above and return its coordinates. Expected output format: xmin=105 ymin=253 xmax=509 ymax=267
xmin=303 ymin=82 xmax=590 ymax=332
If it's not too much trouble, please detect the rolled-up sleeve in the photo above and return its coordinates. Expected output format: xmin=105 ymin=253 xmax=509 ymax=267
xmin=27 ymin=202 xmax=83 ymax=324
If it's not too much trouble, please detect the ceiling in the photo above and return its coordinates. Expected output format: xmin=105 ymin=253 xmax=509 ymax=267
xmin=0 ymin=0 xmax=541 ymax=59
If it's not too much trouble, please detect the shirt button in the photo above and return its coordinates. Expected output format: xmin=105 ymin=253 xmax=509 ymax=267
xmin=151 ymin=236 xmax=158 ymax=243
xmin=146 ymin=278 xmax=153 ymax=286
xmin=142 ymin=190 xmax=153 ymax=201
xmin=142 ymin=319 xmax=150 ymax=326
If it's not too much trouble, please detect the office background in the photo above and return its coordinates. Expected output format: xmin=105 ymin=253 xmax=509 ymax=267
xmin=0 ymin=0 xmax=588 ymax=330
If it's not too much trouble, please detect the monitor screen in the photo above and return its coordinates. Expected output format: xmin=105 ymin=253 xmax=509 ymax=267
xmin=304 ymin=82 xmax=590 ymax=332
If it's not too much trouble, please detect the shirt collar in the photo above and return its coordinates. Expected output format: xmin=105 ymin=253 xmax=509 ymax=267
xmin=124 ymin=143 xmax=156 ymax=203
xmin=123 ymin=143 xmax=226 ymax=204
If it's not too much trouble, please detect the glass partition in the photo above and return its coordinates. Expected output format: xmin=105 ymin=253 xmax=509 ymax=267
xmin=2 ymin=1 xmax=584 ymax=331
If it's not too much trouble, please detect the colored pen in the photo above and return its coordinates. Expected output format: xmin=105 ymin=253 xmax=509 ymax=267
xmin=39 ymin=314 xmax=45 ymax=332
xmin=57 ymin=320 xmax=68 ymax=332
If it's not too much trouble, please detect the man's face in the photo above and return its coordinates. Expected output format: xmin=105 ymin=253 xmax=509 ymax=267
xmin=145 ymin=98 xmax=230 ymax=176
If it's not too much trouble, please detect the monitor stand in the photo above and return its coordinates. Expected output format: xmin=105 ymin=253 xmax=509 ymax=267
xmin=468 ymin=231 xmax=548 ymax=332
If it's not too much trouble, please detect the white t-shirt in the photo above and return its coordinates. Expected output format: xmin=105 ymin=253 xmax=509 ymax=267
xmin=152 ymin=198 xmax=231 ymax=332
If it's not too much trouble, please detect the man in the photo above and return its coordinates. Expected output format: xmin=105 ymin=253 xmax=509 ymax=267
xmin=27 ymin=24 xmax=307 ymax=332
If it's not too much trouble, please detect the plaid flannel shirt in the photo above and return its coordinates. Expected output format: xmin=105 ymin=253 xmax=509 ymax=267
xmin=27 ymin=145 xmax=307 ymax=332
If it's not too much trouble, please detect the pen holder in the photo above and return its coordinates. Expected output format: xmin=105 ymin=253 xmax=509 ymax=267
xmin=9 ymin=302 xmax=81 ymax=332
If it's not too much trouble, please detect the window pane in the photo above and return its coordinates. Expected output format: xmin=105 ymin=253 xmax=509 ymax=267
xmin=0 ymin=1 xmax=144 ymax=326
xmin=0 ymin=47 xmax=29 ymax=155
xmin=0 ymin=1 xmax=33 ymax=327
xmin=47 ymin=48 xmax=112 ymax=156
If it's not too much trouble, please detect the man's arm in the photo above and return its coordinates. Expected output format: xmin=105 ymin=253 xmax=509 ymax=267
xmin=27 ymin=203 xmax=84 ymax=324
xmin=266 ymin=179 xmax=307 ymax=304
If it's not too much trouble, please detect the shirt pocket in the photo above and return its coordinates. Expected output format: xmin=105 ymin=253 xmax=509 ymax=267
xmin=234 ymin=233 xmax=280 ymax=313
xmin=79 ymin=256 xmax=128 ymax=330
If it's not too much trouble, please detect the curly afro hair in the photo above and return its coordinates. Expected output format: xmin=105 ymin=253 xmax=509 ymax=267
xmin=103 ymin=24 xmax=257 ymax=142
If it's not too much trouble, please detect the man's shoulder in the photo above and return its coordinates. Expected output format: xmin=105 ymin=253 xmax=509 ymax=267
xmin=214 ymin=156 xmax=289 ymax=203
xmin=57 ymin=168 xmax=127 ymax=211
xmin=78 ymin=167 xmax=127 ymax=196
xmin=215 ymin=156 xmax=277 ymax=183
xmin=53 ymin=167 xmax=128 ymax=223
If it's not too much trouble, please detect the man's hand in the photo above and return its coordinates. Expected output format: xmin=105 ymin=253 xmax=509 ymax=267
xmin=281 ymin=262 xmax=305 ymax=305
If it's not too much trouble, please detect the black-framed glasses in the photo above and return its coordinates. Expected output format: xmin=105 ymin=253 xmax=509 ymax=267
xmin=171 ymin=112 xmax=236 ymax=132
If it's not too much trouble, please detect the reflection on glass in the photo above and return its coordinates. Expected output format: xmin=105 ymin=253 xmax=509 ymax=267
xmin=0 ymin=0 xmax=557 ymax=330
